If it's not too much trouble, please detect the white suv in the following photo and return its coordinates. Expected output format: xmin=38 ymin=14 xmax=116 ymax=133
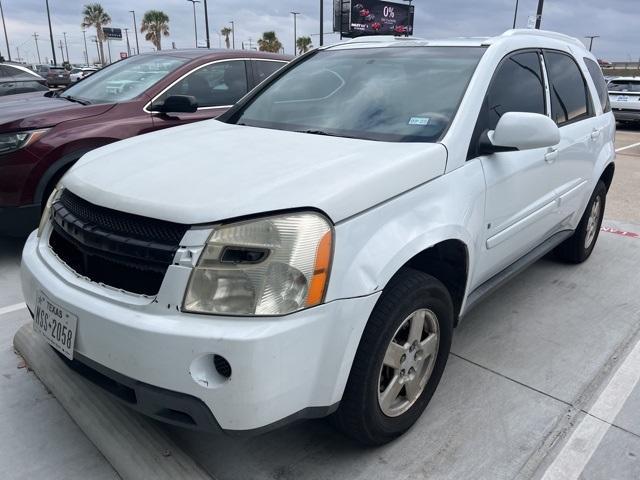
xmin=608 ymin=76 xmax=640 ymax=123
xmin=21 ymin=30 xmax=615 ymax=445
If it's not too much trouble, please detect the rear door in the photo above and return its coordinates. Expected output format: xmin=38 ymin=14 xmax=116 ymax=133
xmin=150 ymin=59 xmax=250 ymax=129
xmin=471 ymin=50 xmax=565 ymax=284
xmin=542 ymin=50 xmax=597 ymax=223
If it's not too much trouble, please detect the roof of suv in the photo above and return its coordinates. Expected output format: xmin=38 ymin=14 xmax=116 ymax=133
xmin=323 ymin=29 xmax=588 ymax=52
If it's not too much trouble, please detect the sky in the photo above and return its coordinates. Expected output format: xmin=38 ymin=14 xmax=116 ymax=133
xmin=0 ymin=0 xmax=637 ymax=65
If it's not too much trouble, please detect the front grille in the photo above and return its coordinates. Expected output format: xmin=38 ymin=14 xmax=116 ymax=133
xmin=49 ymin=190 xmax=190 ymax=295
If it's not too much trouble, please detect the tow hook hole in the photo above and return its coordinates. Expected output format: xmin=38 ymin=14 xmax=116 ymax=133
xmin=214 ymin=355 xmax=232 ymax=379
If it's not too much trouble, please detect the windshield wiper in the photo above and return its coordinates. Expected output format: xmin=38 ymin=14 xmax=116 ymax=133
xmin=296 ymin=129 xmax=337 ymax=137
xmin=61 ymin=95 xmax=91 ymax=106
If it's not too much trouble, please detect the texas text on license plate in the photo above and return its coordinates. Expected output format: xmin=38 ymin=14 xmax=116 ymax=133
xmin=33 ymin=292 xmax=77 ymax=360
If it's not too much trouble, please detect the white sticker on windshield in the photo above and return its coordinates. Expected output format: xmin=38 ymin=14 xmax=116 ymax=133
xmin=408 ymin=117 xmax=430 ymax=126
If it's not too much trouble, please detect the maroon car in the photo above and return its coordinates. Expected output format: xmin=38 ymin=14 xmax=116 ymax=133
xmin=0 ymin=49 xmax=289 ymax=235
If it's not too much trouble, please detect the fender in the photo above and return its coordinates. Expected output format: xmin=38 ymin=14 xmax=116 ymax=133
xmin=326 ymin=160 xmax=485 ymax=304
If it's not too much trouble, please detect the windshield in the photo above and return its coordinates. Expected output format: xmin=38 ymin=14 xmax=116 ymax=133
xmin=233 ymin=46 xmax=485 ymax=142
xmin=609 ymin=80 xmax=640 ymax=93
xmin=61 ymin=54 xmax=188 ymax=104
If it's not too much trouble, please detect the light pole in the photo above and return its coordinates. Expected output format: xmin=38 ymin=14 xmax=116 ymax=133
xmin=92 ymin=37 xmax=99 ymax=64
xmin=124 ymin=28 xmax=131 ymax=57
xmin=130 ymin=10 xmax=140 ymax=55
xmin=82 ymin=29 xmax=89 ymax=64
xmin=319 ymin=0 xmax=323 ymax=46
xmin=230 ymin=20 xmax=235 ymax=49
xmin=63 ymin=32 xmax=69 ymax=63
xmin=0 ymin=0 xmax=10 ymax=61
xmin=187 ymin=0 xmax=200 ymax=47
xmin=203 ymin=0 xmax=210 ymax=48
xmin=33 ymin=33 xmax=41 ymax=64
xmin=585 ymin=35 xmax=600 ymax=52
xmin=512 ymin=0 xmax=519 ymax=29
xmin=534 ymin=0 xmax=544 ymax=29
xmin=46 ymin=0 xmax=56 ymax=65
xmin=291 ymin=12 xmax=300 ymax=56
xmin=58 ymin=39 xmax=64 ymax=63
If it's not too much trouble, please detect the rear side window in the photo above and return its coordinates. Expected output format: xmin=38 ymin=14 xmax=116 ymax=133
xmin=544 ymin=51 xmax=591 ymax=125
xmin=583 ymin=58 xmax=611 ymax=113
xmin=252 ymin=60 xmax=285 ymax=84
xmin=467 ymin=51 xmax=545 ymax=159
xmin=0 ymin=65 xmax=15 ymax=77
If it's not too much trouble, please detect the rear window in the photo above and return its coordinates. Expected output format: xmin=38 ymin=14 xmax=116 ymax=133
xmin=609 ymin=80 xmax=640 ymax=93
xmin=583 ymin=58 xmax=611 ymax=113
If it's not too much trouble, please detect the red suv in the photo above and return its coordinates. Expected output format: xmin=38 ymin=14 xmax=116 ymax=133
xmin=0 ymin=49 xmax=289 ymax=235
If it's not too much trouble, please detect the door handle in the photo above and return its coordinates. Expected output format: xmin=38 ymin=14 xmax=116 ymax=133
xmin=590 ymin=128 xmax=601 ymax=140
xmin=544 ymin=148 xmax=558 ymax=164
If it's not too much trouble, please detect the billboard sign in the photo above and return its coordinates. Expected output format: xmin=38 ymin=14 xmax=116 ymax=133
xmin=103 ymin=28 xmax=123 ymax=40
xmin=335 ymin=1 xmax=414 ymax=37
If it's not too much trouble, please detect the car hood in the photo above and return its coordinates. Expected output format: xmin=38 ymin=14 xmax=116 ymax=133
xmin=0 ymin=93 xmax=114 ymax=131
xmin=63 ymin=120 xmax=448 ymax=224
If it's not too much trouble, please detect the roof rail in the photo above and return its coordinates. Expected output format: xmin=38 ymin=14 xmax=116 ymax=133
xmin=341 ymin=35 xmax=426 ymax=44
xmin=501 ymin=29 xmax=585 ymax=49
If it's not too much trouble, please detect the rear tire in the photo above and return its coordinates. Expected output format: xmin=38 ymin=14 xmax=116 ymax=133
xmin=555 ymin=180 xmax=606 ymax=264
xmin=331 ymin=268 xmax=453 ymax=445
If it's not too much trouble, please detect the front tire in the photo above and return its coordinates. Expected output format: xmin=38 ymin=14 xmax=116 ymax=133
xmin=332 ymin=269 xmax=453 ymax=445
xmin=555 ymin=180 xmax=607 ymax=263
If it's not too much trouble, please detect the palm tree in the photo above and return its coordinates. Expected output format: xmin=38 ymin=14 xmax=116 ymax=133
xmin=296 ymin=36 xmax=313 ymax=55
xmin=257 ymin=31 xmax=283 ymax=54
xmin=220 ymin=27 xmax=232 ymax=49
xmin=140 ymin=10 xmax=170 ymax=51
xmin=81 ymin=3 xmax=111 ymax=65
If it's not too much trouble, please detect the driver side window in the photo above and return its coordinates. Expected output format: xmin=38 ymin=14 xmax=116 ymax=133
xmin=467 ymin=51 xmax=546 ymax=159
xmin=157 ymin=60 xmax=248 ymax=109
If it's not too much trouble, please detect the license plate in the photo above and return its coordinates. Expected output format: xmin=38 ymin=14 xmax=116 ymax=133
xmin=617 ymin=95 xmax=629 ymax=102
xmin=33 ymin=292 xmax=77 ymax=360
xmin=58 ymin=74 xmax=64 ymax=78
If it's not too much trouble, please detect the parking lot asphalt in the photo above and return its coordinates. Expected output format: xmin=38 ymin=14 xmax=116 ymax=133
xmin=1 ymin=127 xmax=640 ymax=479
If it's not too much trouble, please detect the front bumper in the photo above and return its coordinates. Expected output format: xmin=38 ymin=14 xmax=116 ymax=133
xmin=21 ymin=230 xmax=380 ymax=433
xmin=0 ymin=204 xmax=40 ymax=237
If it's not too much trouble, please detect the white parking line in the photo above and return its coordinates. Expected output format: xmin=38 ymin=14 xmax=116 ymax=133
xmin=615 ymin=141 xmax=640 ymax=153
xmin=0 ymin=302 xmax=27 ymax=317
xmin=540 ymin=337 xmax=640 ymax=480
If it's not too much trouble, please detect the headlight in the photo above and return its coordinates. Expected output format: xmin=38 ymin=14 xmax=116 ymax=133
xmin=37 ymin=186 xmax=64 ymax=238
xmin=183 ymin=212 xmax=333 ymax=316
xmin=0 ymin=129 xmax=49 ymax=155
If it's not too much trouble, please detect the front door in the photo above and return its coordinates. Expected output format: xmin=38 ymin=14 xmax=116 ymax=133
xmin=470 ymin=51 xmax=564 ymax=286
xmin=150 ymin=59 xmax=250 ymax=130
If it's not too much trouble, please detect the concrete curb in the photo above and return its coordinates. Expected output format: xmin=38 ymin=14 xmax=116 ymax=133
xmin=13 ymin=323 xmax=213 ymax=480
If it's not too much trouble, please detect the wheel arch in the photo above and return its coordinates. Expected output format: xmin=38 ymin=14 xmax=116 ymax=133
xmin=399 ymin=239 xmax=469 ymax=326
xmin=34 ymin=140 xmax=118 ymax=207
xmin=599 ymin=161 xmax=615 ymax=192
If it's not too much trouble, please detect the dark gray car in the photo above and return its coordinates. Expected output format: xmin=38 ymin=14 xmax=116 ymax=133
xmin=0 ymin=63 xmax=48 ymax=96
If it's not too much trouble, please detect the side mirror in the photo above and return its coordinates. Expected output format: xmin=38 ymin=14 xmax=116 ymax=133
xmin=151 ymin=95 xmax=198 ymax=114
xmin=481 ymin=112 xmax=560 ymax=154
